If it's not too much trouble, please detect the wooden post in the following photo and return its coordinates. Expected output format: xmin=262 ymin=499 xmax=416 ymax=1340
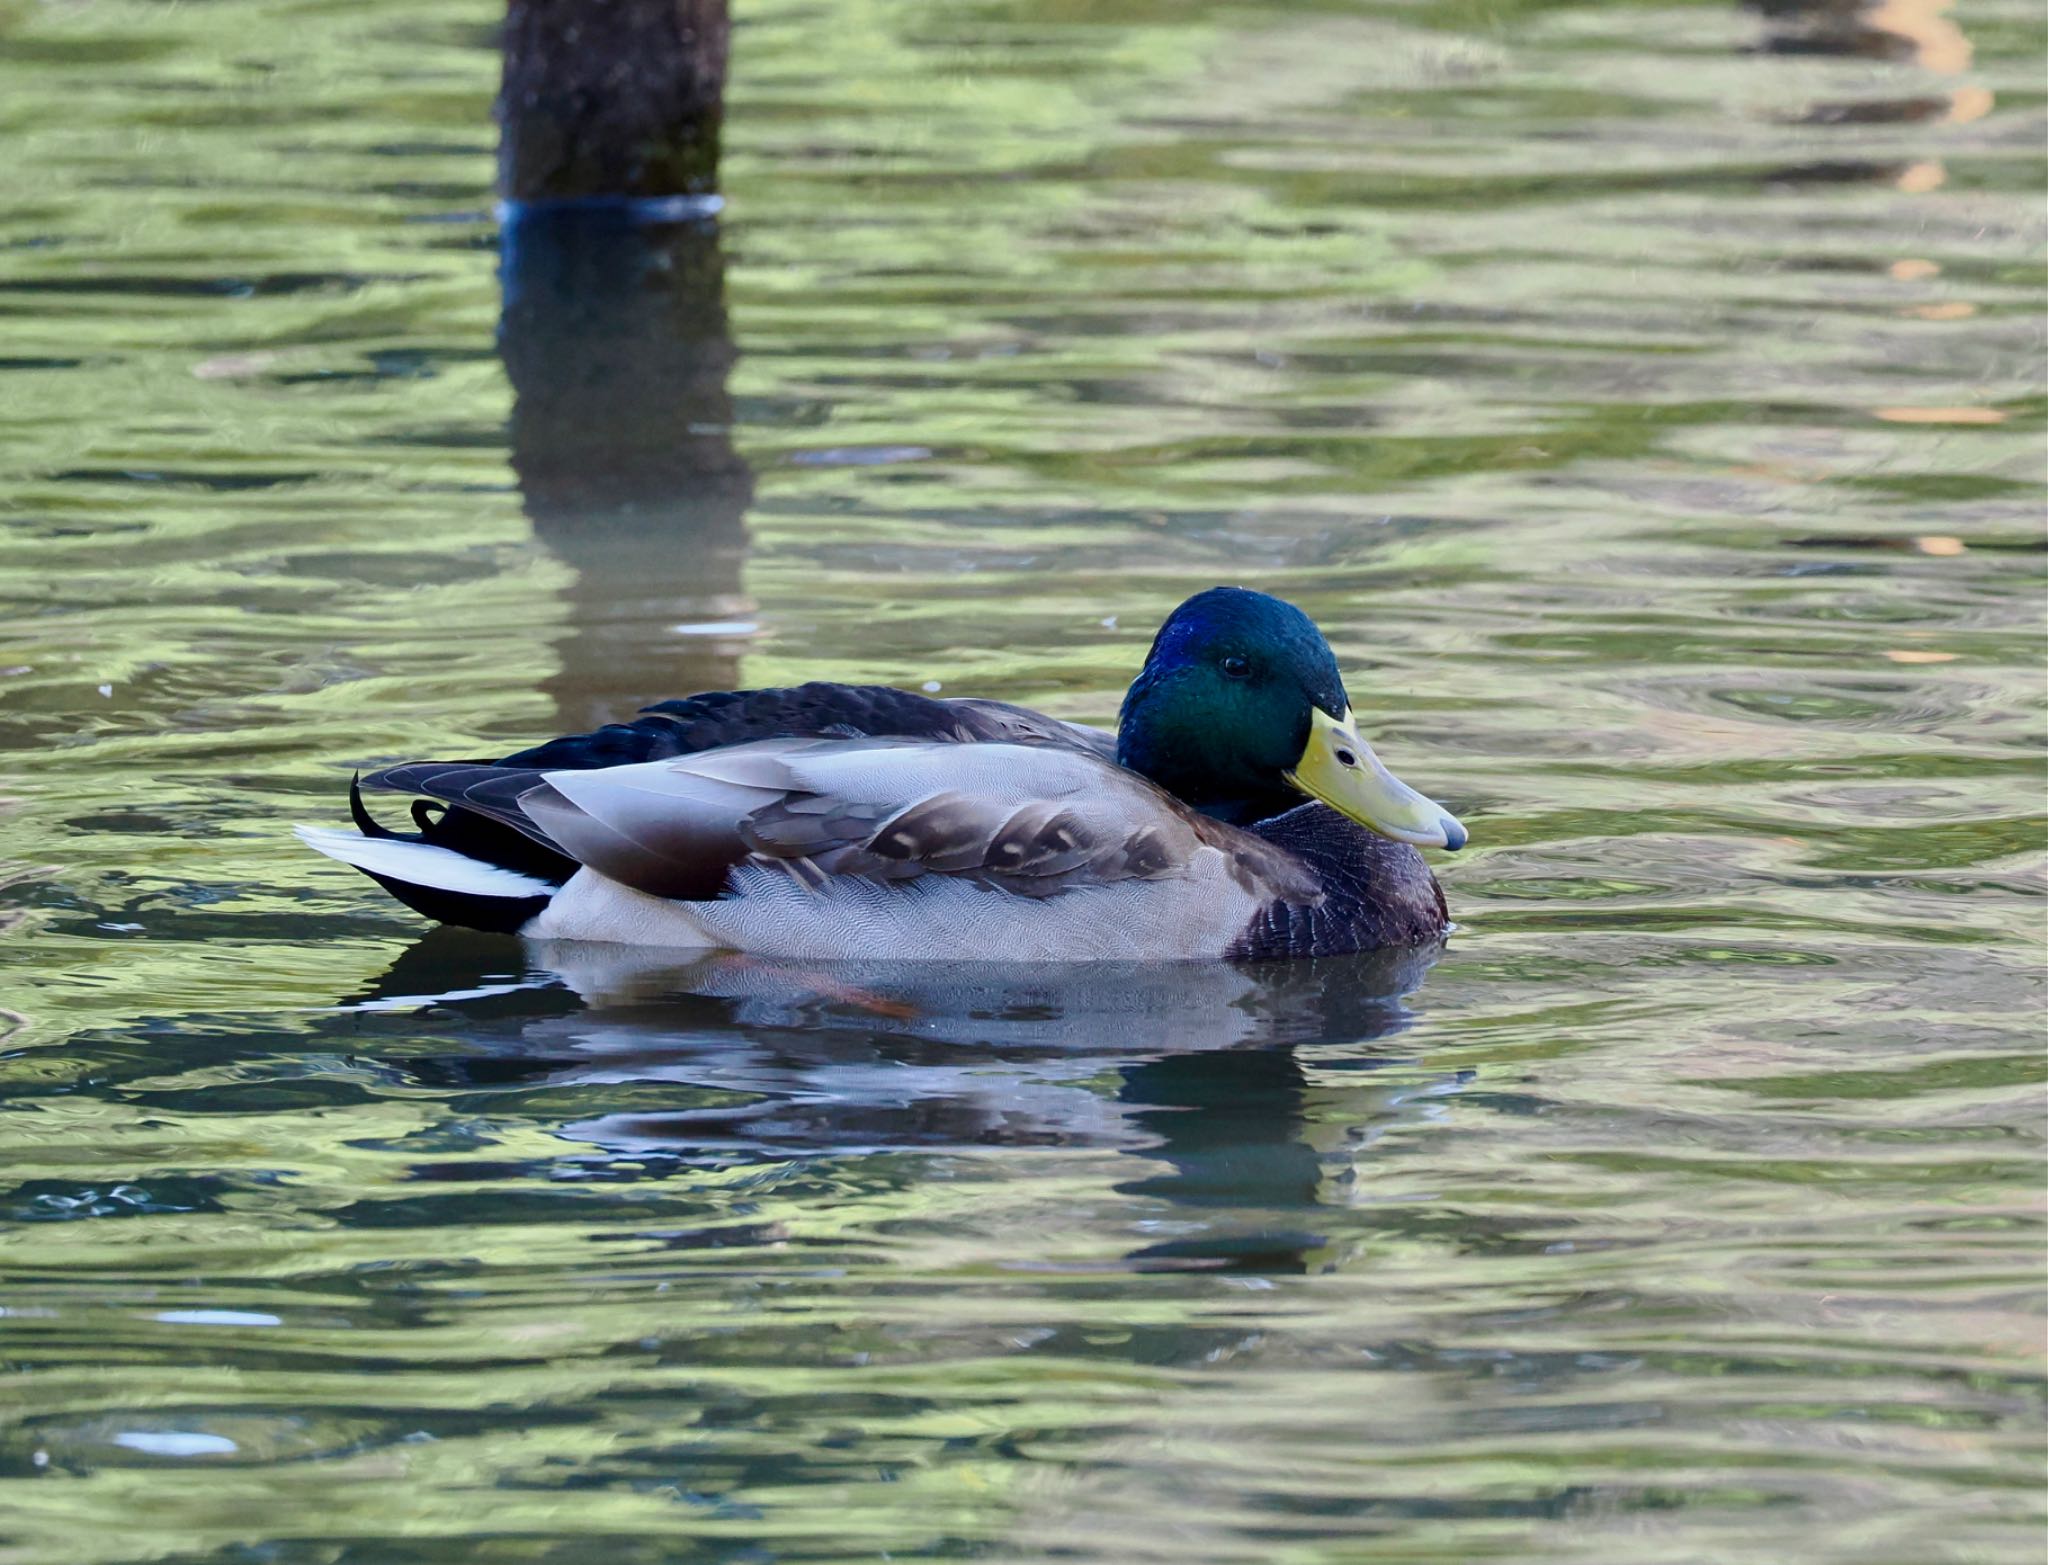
xmin=499 ymin=0 xmax=732 ymax=203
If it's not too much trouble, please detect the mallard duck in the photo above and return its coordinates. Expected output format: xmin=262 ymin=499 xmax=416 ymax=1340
xmin=298 ymin=587 xmax=1466 ymax=959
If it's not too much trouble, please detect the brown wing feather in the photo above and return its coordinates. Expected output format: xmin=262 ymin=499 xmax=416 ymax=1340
xmin=355 ymin=688 xmax=1119 ymax=896
xmin=527 ymin=738 xmax=1321 ymax=908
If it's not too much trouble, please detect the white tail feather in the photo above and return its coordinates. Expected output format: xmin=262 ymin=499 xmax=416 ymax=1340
xmin=294 ymin=825 xmax=554 ymax=899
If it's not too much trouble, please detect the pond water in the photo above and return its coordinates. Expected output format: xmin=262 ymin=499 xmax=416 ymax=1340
xmin=1 ymin=0 xmax=2043 ymax=1559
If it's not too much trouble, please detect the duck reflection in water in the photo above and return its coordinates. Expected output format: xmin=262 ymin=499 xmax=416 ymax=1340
xmin=356 ymin=934 xmax=1462 ymax=1273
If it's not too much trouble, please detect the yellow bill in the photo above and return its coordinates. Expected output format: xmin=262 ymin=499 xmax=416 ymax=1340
xmin=1285 ymin=706 xmax=1467 ymax=850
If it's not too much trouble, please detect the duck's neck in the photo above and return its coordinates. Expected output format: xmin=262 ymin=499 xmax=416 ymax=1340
xmin=1116 ymin=723 xmax=1300 ymax=826
xmin=1187 ymin=791 xmax=1302 ymax=828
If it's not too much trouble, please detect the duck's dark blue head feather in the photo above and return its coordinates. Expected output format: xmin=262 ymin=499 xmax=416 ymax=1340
xmin=1116 ymin=587 xmax=1348 ymax=822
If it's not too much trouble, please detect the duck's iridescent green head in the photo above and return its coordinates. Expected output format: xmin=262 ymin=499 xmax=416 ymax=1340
xmin=1117 ymin=587 xmax=1466 ymax=849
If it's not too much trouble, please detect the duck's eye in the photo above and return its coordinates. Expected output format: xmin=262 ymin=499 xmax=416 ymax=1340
xmin=1219 ymin=655 xmax=1251 ymax=680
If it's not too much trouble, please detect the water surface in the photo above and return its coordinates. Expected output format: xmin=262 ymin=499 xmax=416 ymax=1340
xmin=0 ymin=0 xmax=2043 ymax=1560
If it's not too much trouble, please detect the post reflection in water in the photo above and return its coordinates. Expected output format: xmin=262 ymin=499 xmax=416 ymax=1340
xmin=499 ymin=202 xmax=754 ymax=734
xmin=355 ymin=936 xmax=1456 ymax=1272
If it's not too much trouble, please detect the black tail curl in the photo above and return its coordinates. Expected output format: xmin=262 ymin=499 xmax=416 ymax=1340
xmin=346 ymin=774 xmax=559 ymax=935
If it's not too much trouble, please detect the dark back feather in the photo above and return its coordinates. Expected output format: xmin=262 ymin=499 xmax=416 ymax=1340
xmin=501 ymin=684 xmax=1114 ymax=769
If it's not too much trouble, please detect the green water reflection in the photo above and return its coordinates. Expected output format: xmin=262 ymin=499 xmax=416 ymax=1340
xmin=0 ymin=0 xmax=2042 ymax=1559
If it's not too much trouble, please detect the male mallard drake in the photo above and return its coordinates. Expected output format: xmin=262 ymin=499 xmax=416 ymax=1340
xmin=298 ymin=587 xmax=1466 ymax=959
